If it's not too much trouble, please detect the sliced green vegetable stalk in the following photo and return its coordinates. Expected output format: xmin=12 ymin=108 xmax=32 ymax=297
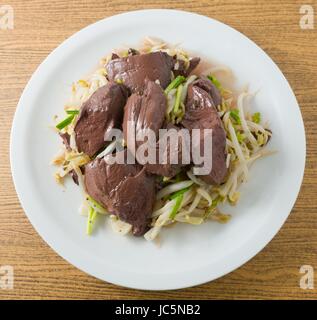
xmin=66 ymin=109 xmax=80 ymax=115
xmin=207 ymin=75 xmax=222 ymax=90
xmin=56 ymin=114 xmax=75 ymax=130
xmin=164 ymin=75 xmax=186 ymax=94
xmin=86 ymin=195 xmax=107 ymax=214
xmin=169 ymin=186 xmax=190 ymax=200
xmin=169 ymin=193 xmax=184 ymax=220
xmin=173 ymin=84 xmax=183 ymax=114
xmin=86 ymin=207 xmax=98 ymax=235
xmin=252 ymin=112 xmax=261 ymax=124
xmin=174 ymin=101 xmax=186 ymax=123
xmin=168 ymin=185 xmax=191 ymax=219
xmin=229 ymin=109 xmax=241 ymax=125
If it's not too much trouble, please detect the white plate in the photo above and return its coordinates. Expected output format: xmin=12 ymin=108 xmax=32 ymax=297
xmin=10 ymin=9 xmax=305 ymax=290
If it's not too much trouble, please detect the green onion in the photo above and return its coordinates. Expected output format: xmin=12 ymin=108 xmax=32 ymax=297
xmin=169 ymin=186 xmax=190 ymax=200
xmin=252 ymin=112 xmax=261 ymax=124
xmin=169 ymin=194 xmax=184 ymax=219
xmin=56 ymin=114 xmax=75 ymax=130
xmin=173 ymin=84 xmax=183 ymax=114
xmin=175 ymin=110 xmax=185 ymax=124
xmin=86 ymin=195 xmax=107 ymax=214
xmin=66 ymin=110 xmax=79 ymax=115
xmin=207 ymin=75 xmax=222 ymax=90
xmin=164 ymin=75 xmax=186 ymax=94
xmin=115 ymin=79 xmax=124 ymax=84
xmin=230 ymin=109 xmax=241 ymax=125
xmin=86 ymin=207 xmax=98 ymax=235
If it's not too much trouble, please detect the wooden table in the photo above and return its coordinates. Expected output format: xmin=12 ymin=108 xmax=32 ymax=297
xmin=0 ymin=0 xmax=316 ymax=300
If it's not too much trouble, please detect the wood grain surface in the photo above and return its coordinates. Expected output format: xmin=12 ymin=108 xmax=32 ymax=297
xmin=0 ymin=0 xmax=316 ymax=300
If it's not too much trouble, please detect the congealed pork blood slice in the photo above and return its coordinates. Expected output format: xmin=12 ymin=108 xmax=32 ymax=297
xmin=106 ymin=51 xmax=174 ymax=93
xmin=123 ymin=81 xmax=189 ymax=177
xmin=84 ymin=152 xmax=139 ymax=207
xmin=123 ymin=80 xmax=167 ymax=150
xmin=84 ymin=151 xmax=156 ymax=236
xmin=173 ymin=57 xmax=200 ymax=77
xmin=191 ymin=76 xmax=222 ymax=108
xmin=70 ymin=170 xmax=79 ymax=186
xmin=181 ymin=80 xmax=227 ymax=185
xmin=110 ymin=167 xmax=155 ymax=236
xmin=186 ymin=57 xmax=201 ymax=76
xmin=145 ymin=123 xmax=190 ymax=178
xmin=74 ymin=82 xmax=128 ymax=157
xmin=128 ymin=48 xmax=139 ymax=56
xmin=59 ymin=132 xmax=71 ymax=150
xmin=111 ymin=53 xmax=120 ymax=60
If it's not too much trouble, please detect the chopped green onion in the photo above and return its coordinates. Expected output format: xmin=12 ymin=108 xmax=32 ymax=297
xmin=115 ymin=79 xmax=124 ymax=84
xmin=169 ymin=194 xmax=184 ymax=219
xmin=86 ymin=207 xmax=98 ymax=235
xmin=252 ymin=112 xmax=261 ymax=124
xmin=86 ymin=195 xmax=107 ymax=214
xmin=207 ymin=75 xmax=222 ymax=90
xmin=230 ymin=109 xmax=241 ymax=125
xmin=56 ymin=114 xmax=75 ymax=130
xmin=175 ymin=111 xmax=185 ymax=123
xmin=164 ymin=75 xmax=186 ymax=94
xmin=66 ymin=110 xmax=79 ymax=115
xmin=173 ymin=84 xmax=183 ymax=114
xmin=169 ymin=186 xmax=190 ymax=200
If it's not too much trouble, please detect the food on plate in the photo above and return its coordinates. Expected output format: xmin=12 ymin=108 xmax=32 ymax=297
xmin=74 ymin=81 xmax=128 ymax=157
xmin=122 ymin=79 xmax=166 ymax=149
xmin=106 ymin=51 xmax=174 ymax=93
xmin=181 ymin=77 xmax=227 ymax=185
xmin=144 ymin=122 xmax=189 ymax=178
xmin=52 ymin=37 xmax=272 ymax=241
xmin=85 ymin=150 xmax=156 ymax=236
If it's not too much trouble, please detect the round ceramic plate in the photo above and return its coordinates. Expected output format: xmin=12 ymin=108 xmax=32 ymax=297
xmin=10 ymin=9 xmax=305 ymax=290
